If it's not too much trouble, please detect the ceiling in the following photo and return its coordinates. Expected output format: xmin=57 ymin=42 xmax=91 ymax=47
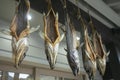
xmin=0 ymin=0 xmax=120 ymax=29
xmin=31 ymin=0 xmax=120 ymax=28
xmin=83 ymin=0 xmax=120 ymax=28
xmin=104 ymin=0 xmax=120 ymax=14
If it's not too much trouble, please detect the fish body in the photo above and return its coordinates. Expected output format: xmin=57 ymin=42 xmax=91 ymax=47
xmin=10 ymin=0 xmax=30 ymax=68
xmin=79 ymin=18 xmax=97 ymax=79
xmin=65 ymin=14 xmax=80 ymax=76
xmin=10 ymin=0 xmax=30 ymax=40
xmin=83 ymin=28 xmax=97 ymax=80
xmin=43 ymin=8 xmax=64 ymax=69
xmin=93 ymin=32 xmax=109 ymax=75
xmin=89 ymin=20 xmax=109 ymax=76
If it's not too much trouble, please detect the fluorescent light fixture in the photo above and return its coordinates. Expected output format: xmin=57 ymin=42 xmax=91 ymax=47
xmin=76 ymin=37 xmax=80 ymax=40
xmin=8 ymin=72 xmax=14 ymax=78
xmin=19 ymin=73 xmax=29 ymax=79
xmin=0 ymin=72 xmax=1 ymax=77
xmin=27 ymin=14 xmax=32 ymax=20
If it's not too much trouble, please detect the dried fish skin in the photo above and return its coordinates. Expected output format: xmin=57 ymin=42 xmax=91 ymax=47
xmin=84 ymin=29 xmax=96 ymax=64
xmin=67 ymin=49 xmax=80 ymax=76
xmin=10 ymin=0 xmax=30 ymax=41
xmin=44 ymin=8 xmax=60 ymax=46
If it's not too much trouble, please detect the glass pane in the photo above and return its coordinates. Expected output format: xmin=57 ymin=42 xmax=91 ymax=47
xmin=8 ymin=72 xmax=15 ymax=78
xmin=8 ymin=72 xmax=14 ymax=79
xmin=0 ymin=71 xmax=2 ymax=80
xmin=40 ymin=75 xmax=56 ymax=80
xmin=1 ymin=71 xmax=9 ymax=80
xmin=19 ymin=73 xmax=33 ymax=80
xmin=64 ymin=78 xmax=74 ymax=80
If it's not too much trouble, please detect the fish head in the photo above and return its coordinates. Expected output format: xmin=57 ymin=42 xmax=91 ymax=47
xmin=67 ymin=49 xmax=80 ymax=76
xmin=13 ymin=37 xmax=29 ymax=68
xmin=83 ymin=59 xmax=97 ymax=80
xmin=97 ymin=58 xmax=106 ymax=75
xmin=85 ymin=50 xmax=97 ymax=70
xmin=45 ymin=42 xmax=59 ymax=69
xmin=97 ymin=51 xmax=110 ymax=75
xmin=83 ymin=50 xmax=97 ymax=79
xmin=19 ymin=0 xmax=30 ymax=8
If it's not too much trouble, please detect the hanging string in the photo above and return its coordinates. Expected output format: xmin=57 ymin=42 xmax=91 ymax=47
xmin=14 ymin=0 xmax=18 ymax=13
xmin=76 ymin=3 xmax=86 ymax=30
xmin=14 ymin=0 xmax=18 ymax=6
xmin=46 ymin=0 xmax=52 ymax=11
xmin=88 ymin=10 xmax=96 ymax=35
xmin=60 ymin=0 xmax=66 ymax=9
xmin=75 ymin=0 xmax=82 ymax=23
xmin=60 ymin=0 xmax=67 ymax=26
xmin=75 ymin=0 xmax=81 ymax=19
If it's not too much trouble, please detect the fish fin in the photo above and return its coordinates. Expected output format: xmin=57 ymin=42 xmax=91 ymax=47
xmin=60 ymin=33 xmax=65 ymax=41
xmin=39 ymin=30 xmax=45 ymax=40
xmin=85 ymin=50 xmax=91 ymax=59
xmin=107 ymin=51 xmax=110 ymax=56
xmin=11 ymin=37 xmax=16 ymax=60
xmin=59 ymin=26 xmax=66 ymax=33
xmin=29 ymin=25 xmax=40 ymax=33
xmin=0 ymin=29 xmax=11 ymax=35
xmin=80 ymin=42 xmax=84 ymax=47
xmin=56 ymin=12 xmax=58 ymax=20
xmin=64 ymin=48 xmax=68 ymax=52
xmin=88 ymin=36 xmax=92 ymax=42
xmin=76 ymin=40 xmax=80 ymax=50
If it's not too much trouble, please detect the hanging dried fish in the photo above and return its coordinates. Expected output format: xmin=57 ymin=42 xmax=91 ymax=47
xmin=40 ymin=7 xmax=64 ymax=69
xmin=0 ymin=0 xmax=40 ymax=68
xmin=61 ymin=0 xmax=80 ymax=76
xmin=10 ymin=0 xmax=30 ymax=68
xmin=84 ymin=27 xmax=97 ymax=80
xmin=65 ymin=15 xmax=80 ymax=76
xmin=93 ymin=32 xmax=109 ymax=75
xmin=77 ymin=10 xmax=97 ymax=79
xmin=89 ymin=17 xmax=110 ymax=76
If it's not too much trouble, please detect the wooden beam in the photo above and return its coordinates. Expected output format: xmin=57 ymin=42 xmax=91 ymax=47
xmin=84 ymin=0 xmax=120 ymax=27
xmin=108 ymin=1 xmax=120 ymax=6
xmin=104 ymin=0 xmax=120 ymax=4
xmin=0 ymin=64 xmax=33 ymax=74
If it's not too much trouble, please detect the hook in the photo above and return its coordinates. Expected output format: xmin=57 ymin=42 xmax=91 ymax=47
xmin=88 ymin=10 xmax=93 ymax=24
xmin=87 ymin=10 xmax=96 ymax=34
xmin=60 ymin=0 xmax=66 ymax=9
xmin=46 ymin=0 xmax=52 ymax=11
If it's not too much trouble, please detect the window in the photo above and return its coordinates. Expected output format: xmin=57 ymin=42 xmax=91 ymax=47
xmin=0 ymin=71 xmax=33 ymax=80
xmin=19 ymin=73 xmax=32 ymax=80
xmin=40 ymin=75 xmax=56 ymax=80
xmin=0 ymin=71 xmax=2 ymax=80
xmin=8 ymin=72 xmax=14 ymax=80
xmin=39 ymin=75 xmax=76 ymax=80
xmin=64 ymin=78 xmax=74 ymax=80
